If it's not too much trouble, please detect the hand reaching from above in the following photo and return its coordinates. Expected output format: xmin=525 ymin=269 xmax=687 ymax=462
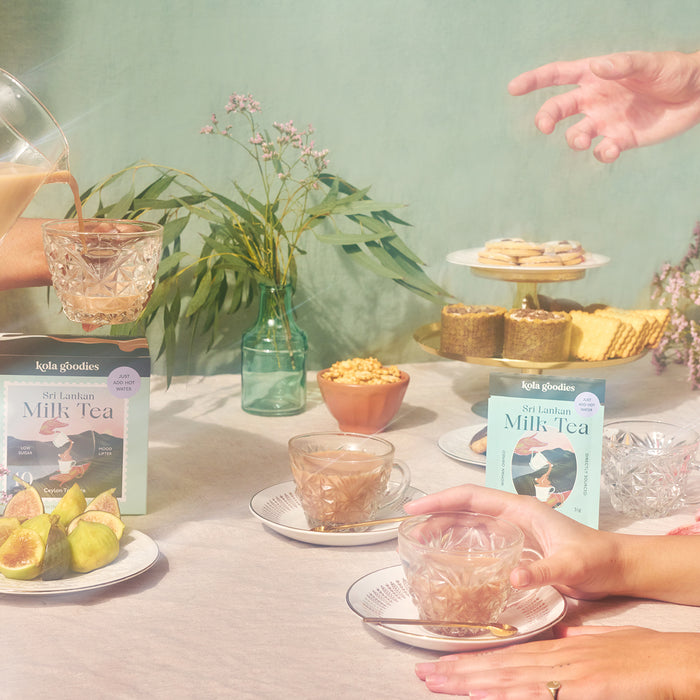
xmin=508 ymin=50 xmax=700 ymax=162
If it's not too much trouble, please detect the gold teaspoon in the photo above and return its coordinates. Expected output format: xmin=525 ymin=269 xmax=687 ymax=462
xmin=362 ymin=617 xmax=518 ymax=638
xmin=310 ymin=515 xmax=412 ymax=532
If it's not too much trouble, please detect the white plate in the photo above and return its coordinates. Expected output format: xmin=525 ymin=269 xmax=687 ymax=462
xmin=438 ymin=425 xmax=487 ymax=467
xmin=446 ymin=247 xmax=610 ymax=272
xmin=249 ymin=481 xmax=426 ymax=546
xmin=0 ymin=529 xmax=159 ymax=596
xmin=346 ymin=565 xmax=567 ymax=652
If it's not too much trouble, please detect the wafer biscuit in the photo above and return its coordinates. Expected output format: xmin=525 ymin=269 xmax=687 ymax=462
xmin=569 ymin=310 xmax=620 ymax=361
xmin=634 ymin=309 xmax=670 ymax=347
xmin=595 ymin=308 xmax=650 ymax=356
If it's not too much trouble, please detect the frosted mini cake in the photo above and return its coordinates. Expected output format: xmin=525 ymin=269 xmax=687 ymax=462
xmin=440 ymin=304 xmax=506 ymax=357
xmin=503 ymin=308 xmax=571 ymax=361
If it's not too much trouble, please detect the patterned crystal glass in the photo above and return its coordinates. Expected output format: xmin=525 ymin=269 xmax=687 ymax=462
xmin=398 ymin=512 xmax=524 ymax=637
xmin=43 ymin=219 xmax=162 ymax=328
xmin=602 ymin=420 xmax=699 ymax=518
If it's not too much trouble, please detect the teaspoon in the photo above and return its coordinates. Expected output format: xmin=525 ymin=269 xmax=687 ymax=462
xmin=310 ymin=515 xmax=412 ymax=532
xmin=362 ymin=617 xmax=518 ymax=638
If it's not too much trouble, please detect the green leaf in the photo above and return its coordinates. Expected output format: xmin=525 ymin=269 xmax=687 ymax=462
xmin=380 ymin=231 xmax=426 ymax=267
xmin=157 ymin=251 xmax=189 ymax=277
xmin=318 ymin=173 xmax=412 ymax=227
xmin=339 ymin=244 xmax=400 ymax=279
xmin=136 ymin=173 xmax=177 ymax=201
xmin=133 ymin=194 xmax=211 ymax=210
xmin=186 ymin=268 xmax=213 ymax=317
xmin=102 ymin=186 xmax=136 ymax=219
xmin=313 ymin=229 xmax=391 ymax=245
xmin=161 ymin=215 xmax=190 ymax=248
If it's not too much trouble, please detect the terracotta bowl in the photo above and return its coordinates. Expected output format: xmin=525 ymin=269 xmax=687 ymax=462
xmin=317 ymin=369 xmax=410 ymax=434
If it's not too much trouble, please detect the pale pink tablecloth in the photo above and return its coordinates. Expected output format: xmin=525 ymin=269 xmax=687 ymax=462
xmin=3 ymin=359 xmax=700 ymax=699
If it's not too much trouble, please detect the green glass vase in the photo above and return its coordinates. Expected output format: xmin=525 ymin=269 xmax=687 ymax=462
xmin=241 ymin=282 xmax=308 ymax=416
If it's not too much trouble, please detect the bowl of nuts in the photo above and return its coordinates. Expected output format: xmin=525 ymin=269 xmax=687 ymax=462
xmin=317 ymin=357 xmax=410 ymax=434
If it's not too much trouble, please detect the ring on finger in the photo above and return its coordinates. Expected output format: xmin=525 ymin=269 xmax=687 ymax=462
xmin=546 ymin=680 xmax=561 ymax=699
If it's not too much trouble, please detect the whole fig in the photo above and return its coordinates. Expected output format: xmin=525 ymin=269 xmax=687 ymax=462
xmin=68 ymin=520 xmax=119 ymax=573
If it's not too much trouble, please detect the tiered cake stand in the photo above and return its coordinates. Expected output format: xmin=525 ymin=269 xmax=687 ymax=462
xmin=414 ymin=248 xmax=645 ymax=426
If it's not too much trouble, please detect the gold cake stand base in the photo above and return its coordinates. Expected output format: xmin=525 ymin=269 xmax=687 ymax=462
xmin=414 ymin=323 xmax=646 ymax=416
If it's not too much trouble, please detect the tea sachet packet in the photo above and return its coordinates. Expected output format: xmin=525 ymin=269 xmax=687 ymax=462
xmin=485 ymin=373 xmax=605 ymax=528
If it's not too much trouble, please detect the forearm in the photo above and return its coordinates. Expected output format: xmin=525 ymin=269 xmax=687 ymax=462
xmin=612 ymin=533 xmax=700 ymax=605
xmin=0 ymin=218 xmax=52 ymax=290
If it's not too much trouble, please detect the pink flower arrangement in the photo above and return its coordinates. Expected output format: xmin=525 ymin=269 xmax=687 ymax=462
xmin=651 ymin=222 xmax=700 ymax=388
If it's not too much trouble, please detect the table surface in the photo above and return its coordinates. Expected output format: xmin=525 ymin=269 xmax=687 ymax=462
xmin=5 ymin=359 xmax=700 ymax=699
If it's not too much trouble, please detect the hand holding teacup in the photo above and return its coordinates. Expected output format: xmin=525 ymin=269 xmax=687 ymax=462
xmin=398 ymin=512 xmax=538 ymax=636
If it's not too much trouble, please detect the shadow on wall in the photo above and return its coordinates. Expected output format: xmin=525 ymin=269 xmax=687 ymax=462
xmin=0 ymin=288 xmax=73 ymax=334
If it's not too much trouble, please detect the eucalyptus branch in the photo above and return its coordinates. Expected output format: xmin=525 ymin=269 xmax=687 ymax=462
xmin=77 ymin=92 xmax=449 ymax=382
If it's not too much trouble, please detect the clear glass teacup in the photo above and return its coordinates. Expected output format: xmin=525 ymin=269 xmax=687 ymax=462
xmin=42 ymin=218 xmax=163 ymax=329
xmin=398 ymin=512 xmax=533 ymax=637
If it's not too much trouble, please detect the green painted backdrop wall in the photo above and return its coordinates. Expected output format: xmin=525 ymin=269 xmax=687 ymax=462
xmin=1 ymin=0 xmax=699 ymax=375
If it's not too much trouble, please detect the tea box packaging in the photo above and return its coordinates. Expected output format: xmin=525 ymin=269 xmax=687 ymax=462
xmin=485 ymin=373 xmax=605 ymax=528
xmin=0 ymin=334 xmax=150 ymax=515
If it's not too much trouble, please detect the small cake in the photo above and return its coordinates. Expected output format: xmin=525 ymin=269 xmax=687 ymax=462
xmin=440 ymin=304 xmax=506 ymax=357
xmin=503 ymin=309 xmax=572 ymax=361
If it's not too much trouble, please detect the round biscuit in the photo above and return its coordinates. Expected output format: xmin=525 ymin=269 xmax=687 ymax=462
xmin=478 ymin=250 xmax=518 ymax=265
xmin=517 ymin=254 xmax=562 ymax=267
xmin=559 ymin=254 xmax=585 ymax=266
xmin=484 ymin=237 xmax=525 ymax=249
xmin=544 ymin=239 xmax=583 ymax=254
xmin=485 ymin=239 xmax=544 ymax=257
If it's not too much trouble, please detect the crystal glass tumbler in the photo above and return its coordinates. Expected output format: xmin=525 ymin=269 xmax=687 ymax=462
xmin=602 ymin=420 xmax=699 ymax=518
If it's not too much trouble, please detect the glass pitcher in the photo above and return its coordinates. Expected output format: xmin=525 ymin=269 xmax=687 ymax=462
xmin=0 ymin=68 xmax=69 ymax=243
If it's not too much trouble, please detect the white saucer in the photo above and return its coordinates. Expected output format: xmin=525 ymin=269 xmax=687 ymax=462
xmin=438 ymin=425 xmax=487 ymax=467
xmin=346 ymin=565 xmax=567 ymax=652
xmin=249 ymin=481 xmax=426 ymax=546
xmin=0 ymin=530 xmax=159 ymax=596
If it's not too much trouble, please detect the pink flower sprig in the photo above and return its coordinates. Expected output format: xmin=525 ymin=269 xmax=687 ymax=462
xmin=197 ymin=92 xmax=333 ymax=284
xmin=651 ymin=222 xmax=700 ymax=388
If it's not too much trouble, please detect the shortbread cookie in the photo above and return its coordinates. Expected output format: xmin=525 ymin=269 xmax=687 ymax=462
xmin=484 ymin=238 xmax=544 ymax=258
xmin=517 ymin=254 xmax=562 ymax=267
xmin=477 ymin=250 xmax=519 ymax=266
xmin=469 ymin=426 xmax=488 ymax=455
xmin=544 ymin=239 xmax=583 ymax=255
xmin=557 ymin=251 xmax=586 ymax=265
